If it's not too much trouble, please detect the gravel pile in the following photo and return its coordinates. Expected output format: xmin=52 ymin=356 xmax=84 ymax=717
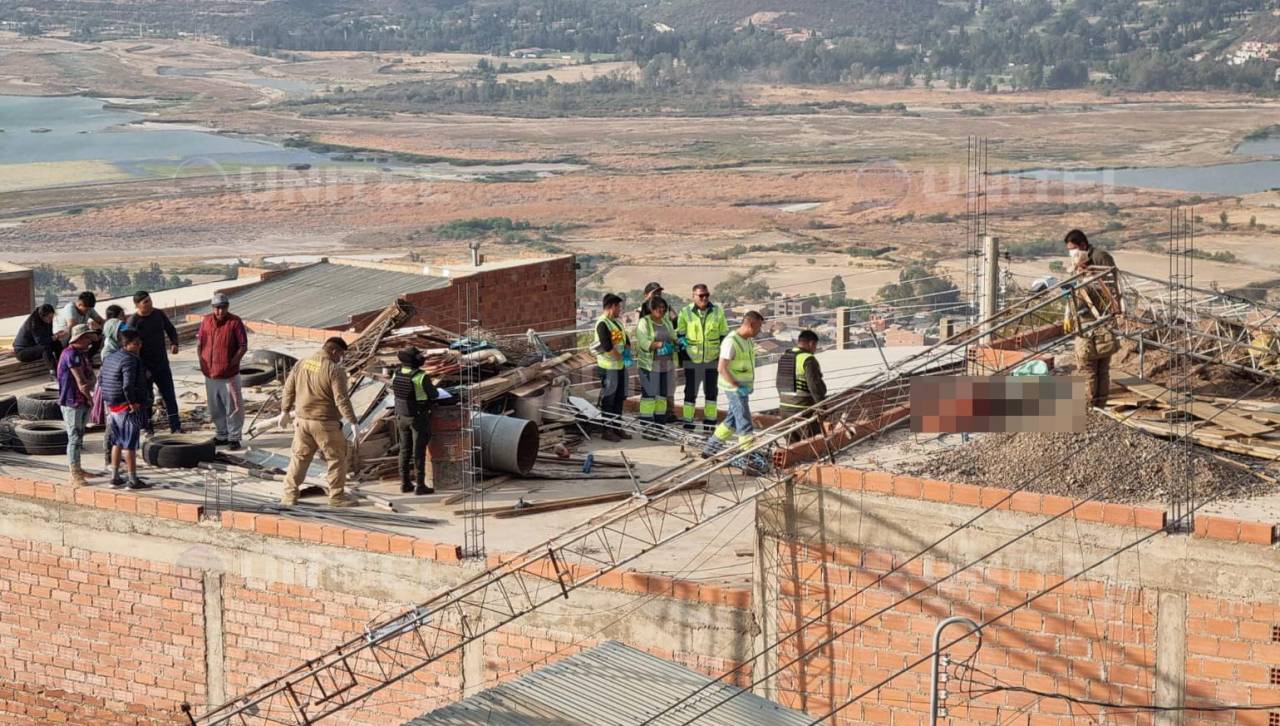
xmin=903 ymin=412 xmax=1272 ymax=504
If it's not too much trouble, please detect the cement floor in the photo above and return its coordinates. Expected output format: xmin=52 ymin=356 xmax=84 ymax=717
xmin=0 ymin=335 xmax=757 ymax=589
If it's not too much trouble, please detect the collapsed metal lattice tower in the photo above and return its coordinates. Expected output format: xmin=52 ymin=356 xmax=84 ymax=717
xmin=189 ymin=269 xmax=1126 ymax=726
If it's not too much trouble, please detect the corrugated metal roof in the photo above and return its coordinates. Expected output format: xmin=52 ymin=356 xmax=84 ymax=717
xmin=408 ymin=641 xmax=813 ymax=726
xmin=228 ymin=263 xmax=449 ymax=329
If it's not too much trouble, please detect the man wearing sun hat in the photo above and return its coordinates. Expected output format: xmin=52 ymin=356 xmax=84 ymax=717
xmin=56 ymin=324 xmax=98 ymax=486
xmin=197 ymin=292 xmax=249 ymax=450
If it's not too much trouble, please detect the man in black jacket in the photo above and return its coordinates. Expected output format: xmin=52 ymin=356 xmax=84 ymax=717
xmin=392 ymin=348 xmax=439 ymax=495
xmin=127 ymin=290 xmax=182 ymax=435
xmin=99 ymin=330 xmax=150 ymax=489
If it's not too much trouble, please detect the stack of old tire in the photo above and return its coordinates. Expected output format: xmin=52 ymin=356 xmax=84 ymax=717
xmin=241 ymin=349 xmax=298 ymax=387
xmin=4 ymin=391 xmax=68 ymax=455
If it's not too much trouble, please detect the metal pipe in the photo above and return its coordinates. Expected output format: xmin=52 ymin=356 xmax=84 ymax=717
xmin=929 ymin=616 xmax=982 ymax=726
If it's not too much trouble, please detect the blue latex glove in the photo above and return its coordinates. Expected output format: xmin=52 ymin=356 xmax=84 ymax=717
xmin=677 ymin=338 xmax=689 ymax=350
xmin=658 ymin=342 xmax=674 ymax=356
xmin=622 ymin=349 xmax=635 ymax=368
xmin=737 ymin=385 xmax=751 ymax=396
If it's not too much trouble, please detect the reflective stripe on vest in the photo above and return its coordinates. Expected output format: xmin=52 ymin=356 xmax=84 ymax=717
xmin=778 ymin=348 xmax=815 ymax=409
xmin=596 ymin=315 xmax=625 ymax=370
xmin=719 ymin=332 xmax=755 ymax=389
xmin=681 ymin=304 xmax=726 ymax=365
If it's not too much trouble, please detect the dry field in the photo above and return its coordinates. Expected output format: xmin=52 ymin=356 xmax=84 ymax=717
xmin=2 ymin=32 xmax=1279 ymax=298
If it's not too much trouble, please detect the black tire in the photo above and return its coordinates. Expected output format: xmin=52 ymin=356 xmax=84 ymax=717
xmin=17 ymin=391 xmax=62 ymax=421
xmin=14 ymin=421 xmax=68 ymax=455
xmin=238 ymin=365 xmax=276 ymax=387
xmin=0 ymin=395 xmax=15 ymax=419
xmin=248 ymin=350 xmax=297 ymax=379
xmin=142 ymin=433 xmax=217 ymax=469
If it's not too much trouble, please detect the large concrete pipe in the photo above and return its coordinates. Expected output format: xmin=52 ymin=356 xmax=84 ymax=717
xmin=474 ymin=414 xmax=540 ymax=476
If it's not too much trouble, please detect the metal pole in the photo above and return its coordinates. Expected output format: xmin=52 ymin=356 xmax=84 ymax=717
xmin=929 ymin=616 xmax=982 ymax=726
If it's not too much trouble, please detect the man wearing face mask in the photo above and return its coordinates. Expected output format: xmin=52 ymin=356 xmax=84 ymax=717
xmin=1064 ymin=229 xmax=1118 ymax=407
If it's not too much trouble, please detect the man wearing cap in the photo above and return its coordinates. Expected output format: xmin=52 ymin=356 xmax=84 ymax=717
xmin=56 ymin=324 xmax=98 ymax=486
xmin=100 ymin=329 xmax=150 ymax=490
xmin=197 ymin=293 xmax=249 ymax=450
xmin=392 ymin=347 xmax=439 ymax=495
xmin=128 ymin=290 xmax=182 ymax=436
xmin=277 ymin=337 xmax=361 ymax=508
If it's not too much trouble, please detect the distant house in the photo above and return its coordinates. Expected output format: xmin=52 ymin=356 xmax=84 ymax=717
xmin=510 ymin=48 xmax=549 ymax=59
xmin=883 ymin=326 xmax=925 ymax=347
xmin=770 ymin=296 xmax=816 ymax=318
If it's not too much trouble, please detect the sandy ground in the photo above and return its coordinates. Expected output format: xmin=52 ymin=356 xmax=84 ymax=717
xmin=0 ymin=161 xmax=133 ymax=192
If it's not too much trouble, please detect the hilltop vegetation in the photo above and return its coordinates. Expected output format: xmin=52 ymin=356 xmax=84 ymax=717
xmin=3 ymin=0 xmax=1277 ymax=94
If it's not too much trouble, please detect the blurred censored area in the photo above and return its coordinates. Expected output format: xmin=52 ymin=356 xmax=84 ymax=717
xmin=910 ymin=375 xmax=1087 ymax=434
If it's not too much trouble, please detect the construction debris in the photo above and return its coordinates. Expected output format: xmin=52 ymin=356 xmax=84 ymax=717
xmin=905 ymin=411 xmax=1270 ymax=505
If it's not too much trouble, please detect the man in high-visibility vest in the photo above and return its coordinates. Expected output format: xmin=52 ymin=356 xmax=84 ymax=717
xmin=593 ymin=293 xmax=632 ymax=443
xmin=677 ymin=283 xmax=729 ymax=434
xmin=776 ymin=329 xmax=827 ymax=442
xmin=703 ymin=310 xmax=764 ymax=458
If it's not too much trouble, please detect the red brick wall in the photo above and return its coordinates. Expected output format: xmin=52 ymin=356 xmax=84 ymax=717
xmin=0 ymin=476 xmax=751 ymax=725
xmin=402 ymin=257 xmax=577 ymax=338
xmin=764 ymin=467 xmax=1280 ymax=726
xmin=0 ymin=534 xmax=206 ymax=725
xmin=0 ymin=269 xmax=34 ymax=318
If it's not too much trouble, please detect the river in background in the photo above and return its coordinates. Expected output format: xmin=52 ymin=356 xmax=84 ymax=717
xmin=0 ymin=94 xmax=582 ymax=189
xmin=1005 ymin=135 xmax=1280 ymax=196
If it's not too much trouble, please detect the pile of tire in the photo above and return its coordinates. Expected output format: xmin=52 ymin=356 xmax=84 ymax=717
xmin=142 ymin=434 xmax=217 ymax=469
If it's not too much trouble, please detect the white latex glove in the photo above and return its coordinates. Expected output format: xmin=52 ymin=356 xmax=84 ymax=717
xmin=275 ymin=410 xmax=292 ymax=429
xmin=343 ymin=420 xmax=360 ymax=442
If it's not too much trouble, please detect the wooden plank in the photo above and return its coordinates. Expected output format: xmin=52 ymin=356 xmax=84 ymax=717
xmin=1114 ymin=376 xmax=1274 ymax=437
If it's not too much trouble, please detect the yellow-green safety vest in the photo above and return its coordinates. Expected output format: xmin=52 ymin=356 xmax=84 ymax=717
xmin=596 ymin=315 xmax=626 ymax=370
xmin=777 ymin=348 xmax=815 ymax=409
xmin=678 ymin=303 xmax=729 ymax=365
xmin=634 ymin=315 xmax=677 ymax=371
xmin=719 ymin=331 xmax=756 ymax=390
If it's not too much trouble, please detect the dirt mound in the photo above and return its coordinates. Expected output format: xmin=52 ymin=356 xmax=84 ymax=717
xmin=904 ymin=412 xmax=1271 ymax=505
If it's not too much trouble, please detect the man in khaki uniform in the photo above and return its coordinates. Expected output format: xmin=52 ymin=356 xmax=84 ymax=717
xmin=277 ymin=337 xmax=361 ymax=507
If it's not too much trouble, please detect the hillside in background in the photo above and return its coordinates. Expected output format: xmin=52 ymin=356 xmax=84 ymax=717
xmin=2 ymin=0 xmax=1277 ymax=93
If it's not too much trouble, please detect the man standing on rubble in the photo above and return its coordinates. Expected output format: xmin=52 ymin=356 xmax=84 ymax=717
xmin=1065 ymin=229 xmax=1119 ymax=407
xmin=678 ymin=283 xmax=729 ymax=433
xmin=777 ymin=330 xmax=827 ymax=442
xmin=128 ymin=291 xmax=183 ymax=436
xmin=392 ymin=347 xmax=439 ymax=495
xmin=57 ymin=324 xmax=98 ymax=487
xmin=197 ymin=293 xmax=248 ymax=451
xmin=704 ymin=311 xmax=764 ymax=457
xmin=277 ymin=337 xmax=361 ymax=508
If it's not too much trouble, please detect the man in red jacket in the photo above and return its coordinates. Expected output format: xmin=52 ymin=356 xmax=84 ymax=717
xmin=197 ymin=293 xmax=249 ymax=450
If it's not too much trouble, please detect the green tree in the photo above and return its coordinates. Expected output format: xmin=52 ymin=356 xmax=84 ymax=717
xmin=1220 ymin=211 xmax=1230 ymax=229
xmin=830 ymin=275 xmax=848 ymax=306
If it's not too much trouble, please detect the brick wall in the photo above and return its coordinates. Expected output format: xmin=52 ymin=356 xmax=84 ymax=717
xmin=401 ymin=257 xmax=577 ymax=340
xmin=0 ymin=535 xmax=206 ymax=725
xmin=0 ymin=475 xmax=752 ymax=724
xmin=0 ymin=267 xmax=34 ymax=318
xmin=756 ymin=466 xmax=1280 ymax=726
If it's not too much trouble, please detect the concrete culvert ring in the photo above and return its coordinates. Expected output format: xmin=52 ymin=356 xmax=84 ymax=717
xmin=0 ymin=395 xmax=15 ymax=419
xmin=142 ymin=434 xmax=217 ymax=469
xmin=14 ymin=421 xmax=69 ymax=455
xmin=238 ymin=365 xmax=276 ymax=387
xmin=17 ymin=391 xmax=62 ymax=420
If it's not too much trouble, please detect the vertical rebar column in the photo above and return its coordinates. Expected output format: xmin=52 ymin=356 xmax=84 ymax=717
xmin=458 ymin=282 xmax=486 ymax=559
xmin=1167 ymin=207 xmax=1195 ymax=533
